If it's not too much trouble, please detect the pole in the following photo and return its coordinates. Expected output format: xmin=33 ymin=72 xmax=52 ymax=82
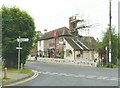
xmin=18 ymin=36 xmax=21 ymax=70
xmin=109 ymin=0 xmax=112 ymax=67
xmin=105 ymin=46 xmax=108 ymax=65
xmin=54 ymin=38 xmax=56 ymax=58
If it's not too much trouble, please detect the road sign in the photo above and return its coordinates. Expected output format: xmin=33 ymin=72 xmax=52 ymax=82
xmin=17 ymin=38 xmax=29 ymax=42
xmin=16 ymin=47 xmax=22 ymax=49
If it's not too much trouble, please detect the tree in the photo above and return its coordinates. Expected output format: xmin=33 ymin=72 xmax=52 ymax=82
xmin=96 ymin=27 xmax=119 ymax=66
xmin=30 ymin=31 xmax=43 ymax=56
xmin=1 ymin=6 xmax=35 ymax=68
xmin=33 ymin=31 xmax=43 ymax=47
xmin=0 ymin=11 xmax=2 ymax=57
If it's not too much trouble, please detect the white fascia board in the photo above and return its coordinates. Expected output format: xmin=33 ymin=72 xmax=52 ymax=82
xmin=77 ymin=39 xmax=89 ymax=49
xmin=72 ymin=39 xmax=83 ymax=50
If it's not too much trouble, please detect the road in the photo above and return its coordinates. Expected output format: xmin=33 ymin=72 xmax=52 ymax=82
xmin=18 ymin=61 xmax=118 ymax=86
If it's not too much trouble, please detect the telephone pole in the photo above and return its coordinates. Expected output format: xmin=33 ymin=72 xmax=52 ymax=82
xmin=108 ymin=0 xmax=112 ymax=67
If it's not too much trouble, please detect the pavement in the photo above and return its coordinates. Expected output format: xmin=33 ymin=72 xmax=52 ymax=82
xmin=0 ymin=69 xmax=35 ymax=87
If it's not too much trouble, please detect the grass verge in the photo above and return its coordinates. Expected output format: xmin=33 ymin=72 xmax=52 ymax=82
xmin=0 ymin=77 xmax=14 ymax=82
xmin=0 ymin=68 xmax=32 ymax=82
xmin=6 ymin=68 xmax=32 ymax=74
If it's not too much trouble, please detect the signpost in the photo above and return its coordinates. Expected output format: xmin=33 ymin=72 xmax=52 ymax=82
xmin=16 ymin=36 xmax=29 ymax=70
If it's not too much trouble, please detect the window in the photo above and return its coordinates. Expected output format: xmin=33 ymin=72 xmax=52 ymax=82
xmin=66 ymin=49 xmax=72 ymax=57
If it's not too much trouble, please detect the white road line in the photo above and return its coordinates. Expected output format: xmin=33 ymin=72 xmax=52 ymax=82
xmin=39 ymin=72 xmax=42 ymax=73
xmin=40 ymin=72 xmax=51 ymax=74
xmin=58 ymin=73 xmax=67 ymax=76
xmin=51 ymin=72 xmax=59 ymax=75
xmin=86 ymin=75 xmax=96 ymax=78
xmin=109 ymin=77 xmax=118 ymax=81
xmin=38 ymin=71 xmax=118 ymax=81
xmin=44 ymin=72 xmax=51 ymax=74
xmin=49 ymin=72 xmax=59 ymax=75
xmin=63 ymin=74 xmax=72 ymax=76
xmin=73 ymin=75 xmax=82 ymax=78
xmin=77 ymin=74 xmax=85 ymax=77
xmin=97 ymin=76 xmax=108 ymax=80
xmin=67 ymin=74 xmax=75 ymax=76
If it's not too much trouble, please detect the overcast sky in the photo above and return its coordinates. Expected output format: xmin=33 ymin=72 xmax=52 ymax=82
xmin=0 ymin=0 xmax=119 ymax=39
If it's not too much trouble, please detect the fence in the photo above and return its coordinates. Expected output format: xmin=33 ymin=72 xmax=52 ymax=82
xmin=27 ymin=57 xmax=97 ymax=67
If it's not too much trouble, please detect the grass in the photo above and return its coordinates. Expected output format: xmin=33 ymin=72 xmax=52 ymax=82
xmin=20 ymin=68 xmax=32 ymax=74
xmin=6 ymin=68 xmax=32 ymax=74
xmin=0 ymin=77 xmax=14 ymax=82
xmin=0 ymin=67 xmax=32 ymax=82
xmin=0 ymin=67 xmax=2 ymax=71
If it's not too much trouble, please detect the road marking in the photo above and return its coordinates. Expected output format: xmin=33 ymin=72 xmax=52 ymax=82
xmin=77 ymin=74 xmax=85 ymax=77
xmin=86 ymin=75 xmax=96 ymax=78
xmin=4 ymin=70 xmax=39 ymax=86
xmin=39 ymin=71 xmax=118 ymax=81
xmin=64 ymin=74 xmax=74 ymax=77
xmin=65 ymin=74 xmax=75 ymax=77
xmin=50 ymin=72 xmax=58 ymax=75
xmin=97 ymin=76 xmax=108 ymax=80
xmin=109 ymin=77 xmax=118 ymax=81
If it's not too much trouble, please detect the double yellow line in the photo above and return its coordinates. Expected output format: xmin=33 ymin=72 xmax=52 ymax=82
xmin=2 ymin=70 xmax=39 ymax=86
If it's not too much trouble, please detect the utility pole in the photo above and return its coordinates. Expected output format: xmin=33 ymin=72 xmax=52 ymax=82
xmin=108 ymin=0 xmax=112 ymax=67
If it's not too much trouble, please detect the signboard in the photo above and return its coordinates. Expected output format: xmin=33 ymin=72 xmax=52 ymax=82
xmin=59 ymin=41 xmax=65 ymax=45
xmin=53 ymin=31 xmax=58 ymax=38
xmin=109 ymin=53 xmax=111 ymax=62
xmin=16 ymin=47 xmax=22 ymax=49
xmin=17 ymin=38 xmax=29 ymax=42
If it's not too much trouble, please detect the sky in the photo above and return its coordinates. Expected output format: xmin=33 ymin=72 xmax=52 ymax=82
xmin=0 ymin=0 xmax=119 ymax=39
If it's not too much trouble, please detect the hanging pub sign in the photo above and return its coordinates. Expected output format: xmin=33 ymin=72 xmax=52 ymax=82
xmin=53 ymin=30 xmax=58 ymax=38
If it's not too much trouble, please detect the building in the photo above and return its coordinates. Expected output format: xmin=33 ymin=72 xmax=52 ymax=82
xmin=39 ymin=27 xmax=71 ymax=58
xmin=39 ymin=26 xmax=98 ymax=62
xmin=38 ymin=15 xmax=98 ymax=63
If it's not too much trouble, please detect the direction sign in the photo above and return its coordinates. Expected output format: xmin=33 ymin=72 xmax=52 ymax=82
xmin=16 ymin=47 xmax=22 ymax=49
xmin=17 ymin=38 xmax=29 ymax=42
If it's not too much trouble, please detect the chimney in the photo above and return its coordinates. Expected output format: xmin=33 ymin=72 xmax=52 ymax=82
xmin=43 ymin=29 xmax=47 ymax=34
xmin=69 ymin=16 xmax=78 ymax=36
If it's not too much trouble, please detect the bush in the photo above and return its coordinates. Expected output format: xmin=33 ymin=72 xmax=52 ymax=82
xmin=104 ymin=63 xmax=118 ymax=68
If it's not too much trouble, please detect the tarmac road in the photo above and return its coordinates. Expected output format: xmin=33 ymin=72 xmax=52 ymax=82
xmin=17 ymin=61 xmax=118 ymax=86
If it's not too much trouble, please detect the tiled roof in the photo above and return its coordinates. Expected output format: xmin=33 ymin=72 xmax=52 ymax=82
xmin=40 ymin=26 xmax=96 ymax=50
xmin=40 ymin=27 xmax=71 ymax=40
xmin=65 ymin=37 xmax=82 ymax=50
xmin=74 ymin=36 xmax=96 ymax=50
xmin=65 ymin=36 xmax=96 ymax=50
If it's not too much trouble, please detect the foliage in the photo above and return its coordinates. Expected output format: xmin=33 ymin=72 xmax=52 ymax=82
xmin=96 ymin=27 xmax=119 ymax=66
xmin=33 ymin=31 xmax=42 ymax=47
xmin=0 ymin=12 xmax=2 ymax=56
xmin=1 ymin=6 xmax=35 ymax=68
xmin=34 ymin=31 xmax=42 ymax=43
